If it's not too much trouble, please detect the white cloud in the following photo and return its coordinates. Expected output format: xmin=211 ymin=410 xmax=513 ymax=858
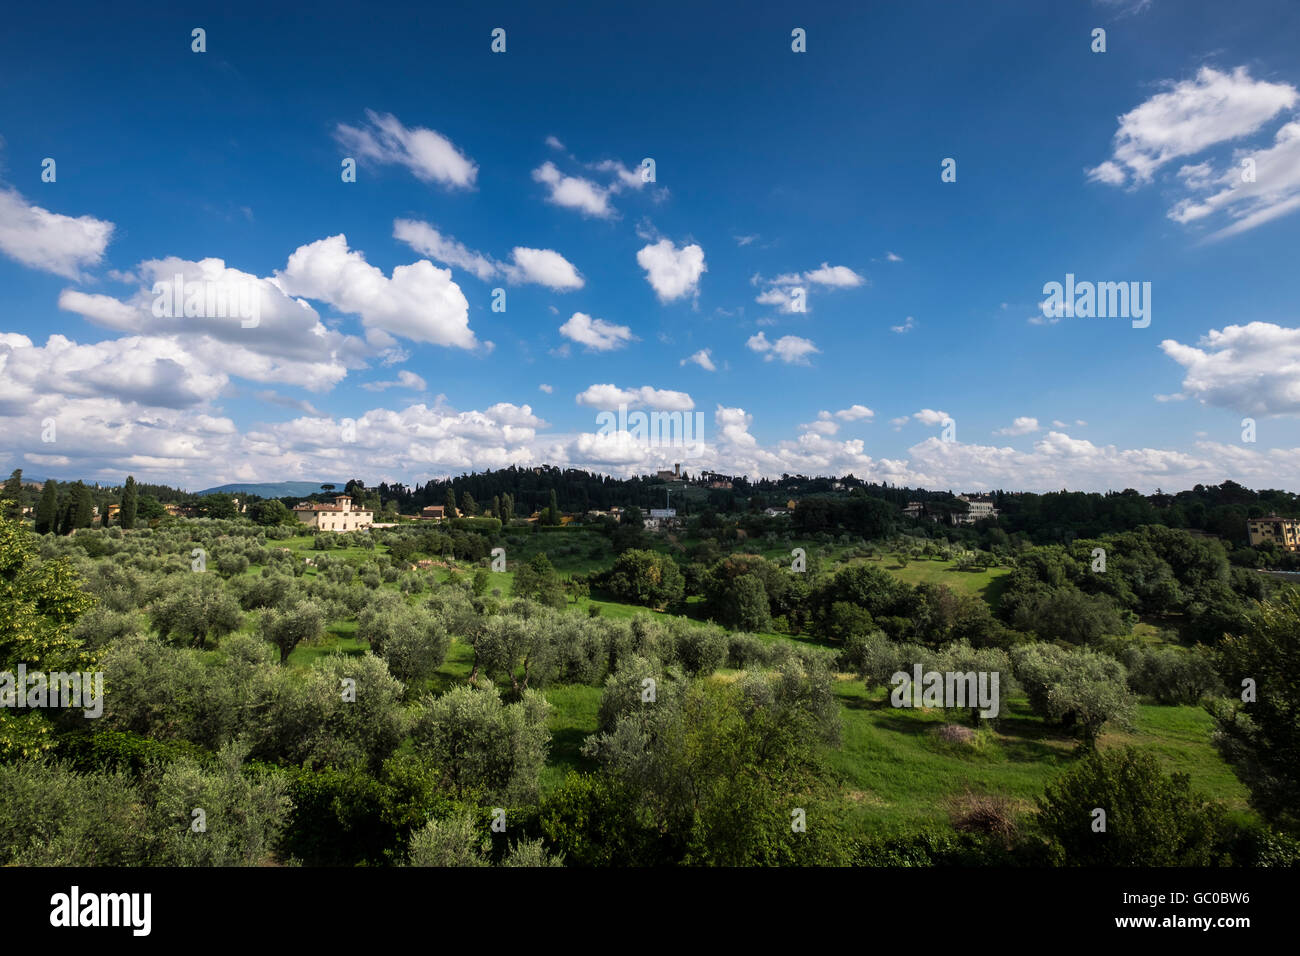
xmin=545 ymin=135 xmax=565 ymax=151
xmin=276 ymin=234 xmax=475 ymax=350
xmin=393 ymin=219 xmax=583 ymax=290
xmin=891 ymin=316 xmax=916 ymax=334
xmin=752 ymin=263 xmax=865 ymax=312
xmin=734 ymin=234 xmax=759 ymax=246
xmin=0 ymin=186 xmax=114 ymax=279
xmin=681 ymin=349 xmax=716 ymax=371
xmin=885 ymin=251 xmax=903 ymax=262
xmin=745 ymin=331 xmax=819 ymax=365
xmin=559 ymin=312 xmax=636 ymax=351
xmin=1088 ymin=67 xmax=1297 ymax=187
xmin=912 ymin=409 xmax=950 ymax=426
xmin=335 ymin=110 xmax=477 ymax=188
xmin=636 ymin=239 xmax=706 ymax=303
xmin=803 ymin=262 xmax=865 ymax=287
xmin=0 ymin=333 xmax=226 ymax=412
xmin=539 ymin=383 xmax=553 ymax=394
xmin=994 ymin=416 xmax=1040 ymax=436
xmin=589 ymin=158 xmax=645 ymax=190
xmin=1161 ymin=322 xmax=1300 ymax=416
xmin=532 ymin=161 xmax=615 ymax=218
xmin=505 ymin=247 xmax=584 ymax=290
xmin=57 ymin=254 xmax=360 ymax=391
xmin=391 ymin=220 xmax=498 ymax=281
xmin=360 ymin=370 xmax=427 ymax=392
xmin=835 ymin=404 xmax=874 ymax=421
xmin=575 ymin=384 xmax=694 ymax=411
xmin=1167 ymin=120 xmax=1300 ymax=240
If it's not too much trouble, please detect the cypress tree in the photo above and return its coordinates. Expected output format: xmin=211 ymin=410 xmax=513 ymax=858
xmin=72 ymin=482 xmax=94 ymax=529
xmin=444 ymin=488 xmax=458 ymax=518
xmin=2 ymin=469 xmax=22 ymax=519
xmin=120 ymin=475 xmax=138 ymax=529
xmin=34 ymin=479 xmax=58 ymax=534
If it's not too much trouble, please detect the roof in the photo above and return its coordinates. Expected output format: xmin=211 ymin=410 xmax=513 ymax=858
xmin=293 ymin=502 xmax=373 ymax=513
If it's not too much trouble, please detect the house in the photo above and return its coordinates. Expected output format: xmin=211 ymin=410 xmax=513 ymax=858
xmin=644 ymin=509 xmax=680 ymax=531
xmin=764 ymin=507 xmax=791 ymax=517
xmin=902 ymin=501 xmax=925 ymax=520
xmin=1247 ymin=515 xmax=1300 ymax=551
xmin=420 ymin=505 xmax=446 ymax=521
xmin=951 ymin=495 xmax=999 ymax=526
xmin=293 ymin=495 xmax=374 ymax=532
xmin=656 ymin=463 xmax=682 ymax=481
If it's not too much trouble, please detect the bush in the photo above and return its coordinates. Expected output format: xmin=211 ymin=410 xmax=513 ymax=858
xmin=1037 ymin=746 xmax=1227 ymax=865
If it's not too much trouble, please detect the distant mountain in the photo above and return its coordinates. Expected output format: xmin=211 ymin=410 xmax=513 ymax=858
xmin=195 ymin=481 xmax=345 ymax=498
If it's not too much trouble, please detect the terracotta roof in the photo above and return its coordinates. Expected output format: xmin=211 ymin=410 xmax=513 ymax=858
xmin=293 ymin=503 xmax=373 ymax=513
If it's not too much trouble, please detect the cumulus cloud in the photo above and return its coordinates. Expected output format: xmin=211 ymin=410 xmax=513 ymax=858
xmin=335 ymin=110 xmax=477 ymax=188
xmin=835 ymin=404 xmax=874 ymax=421
xmin=911 ymin=409 xmax=951 ymax=426
xmin=1161 ymin=322 xmax=1300 ymax=416
xmin=0 ymin=333 xmax=226 ymax=413
xmin=1167 ymin=120 xmax=1300 ymax=240
xmin=391 ymin=220 xmax=498 ymax=281
xmin=574 ymin=384 xmax=694 ymax=411
xmin=1088 ymin=66 xmax=1296 ymax=186
xmin=276 ymin=234 xmax=476 ymax=350
xmin=539 ymin=383 xmax=553 ymax=394
xmin=0 ymin=186 xmax=114 ymax=279
xmin=57 ymin=254 xmax=361 ymax=391
xmin=637 ymin=239 xmax=706 ymax=303
xmin=559 ymin=312 xmax=636 ymax=351
xmin=745 ymin=331 xmax=819 ymax=365
xmin=360 ymin=370 xmax=427 ymax=392
xmin=994 ymin=416 xmax=1041 ymax=436
xmin=681 ymin=348 xmax=716 ymax=371
xmin=1088 ymin=66 xmax=1300 ymax=237
xmin=803 ymin=262 xmax=866 ymax=287
xmin=532 ymin=161 xmax=615 ymax=218
xmin=752 ymin=262 xmax=865 ymax=312
xmin=393 ymin=219 xmax=583 ymax=290
xmin=504 ymin=247 xmax=584 ymax=290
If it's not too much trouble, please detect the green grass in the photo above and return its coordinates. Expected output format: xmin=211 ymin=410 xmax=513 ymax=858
xmin=883 ymin=558 xmax=1011 ymax=607
xmin=822 ymin=678 xmax=1253 ymax=838
xmin=540 ymin=683 xmax=603 ymax=792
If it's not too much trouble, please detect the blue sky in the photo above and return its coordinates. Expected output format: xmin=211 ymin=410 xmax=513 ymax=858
xmin=2 ymin=0 xmax=1299 ymax=492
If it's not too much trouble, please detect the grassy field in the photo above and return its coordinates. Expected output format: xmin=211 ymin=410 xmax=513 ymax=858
xmin=883 ymin=558 xmax=1012 ymax=606
xmin=823 ymin=679 xmax=1252 ymax=836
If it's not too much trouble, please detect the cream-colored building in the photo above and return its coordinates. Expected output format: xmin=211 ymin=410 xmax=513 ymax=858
xmin=293 ymin=495 xmax=374 ymax=532
xmin=1247 ymin=515 xmax=1300 ymax=552
xmin=952 ymin=495 xmax=999 ymax=525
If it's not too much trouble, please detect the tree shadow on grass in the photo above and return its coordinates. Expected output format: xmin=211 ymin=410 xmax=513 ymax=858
xmin=548 ymin=726 xmax=598 ymax=774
